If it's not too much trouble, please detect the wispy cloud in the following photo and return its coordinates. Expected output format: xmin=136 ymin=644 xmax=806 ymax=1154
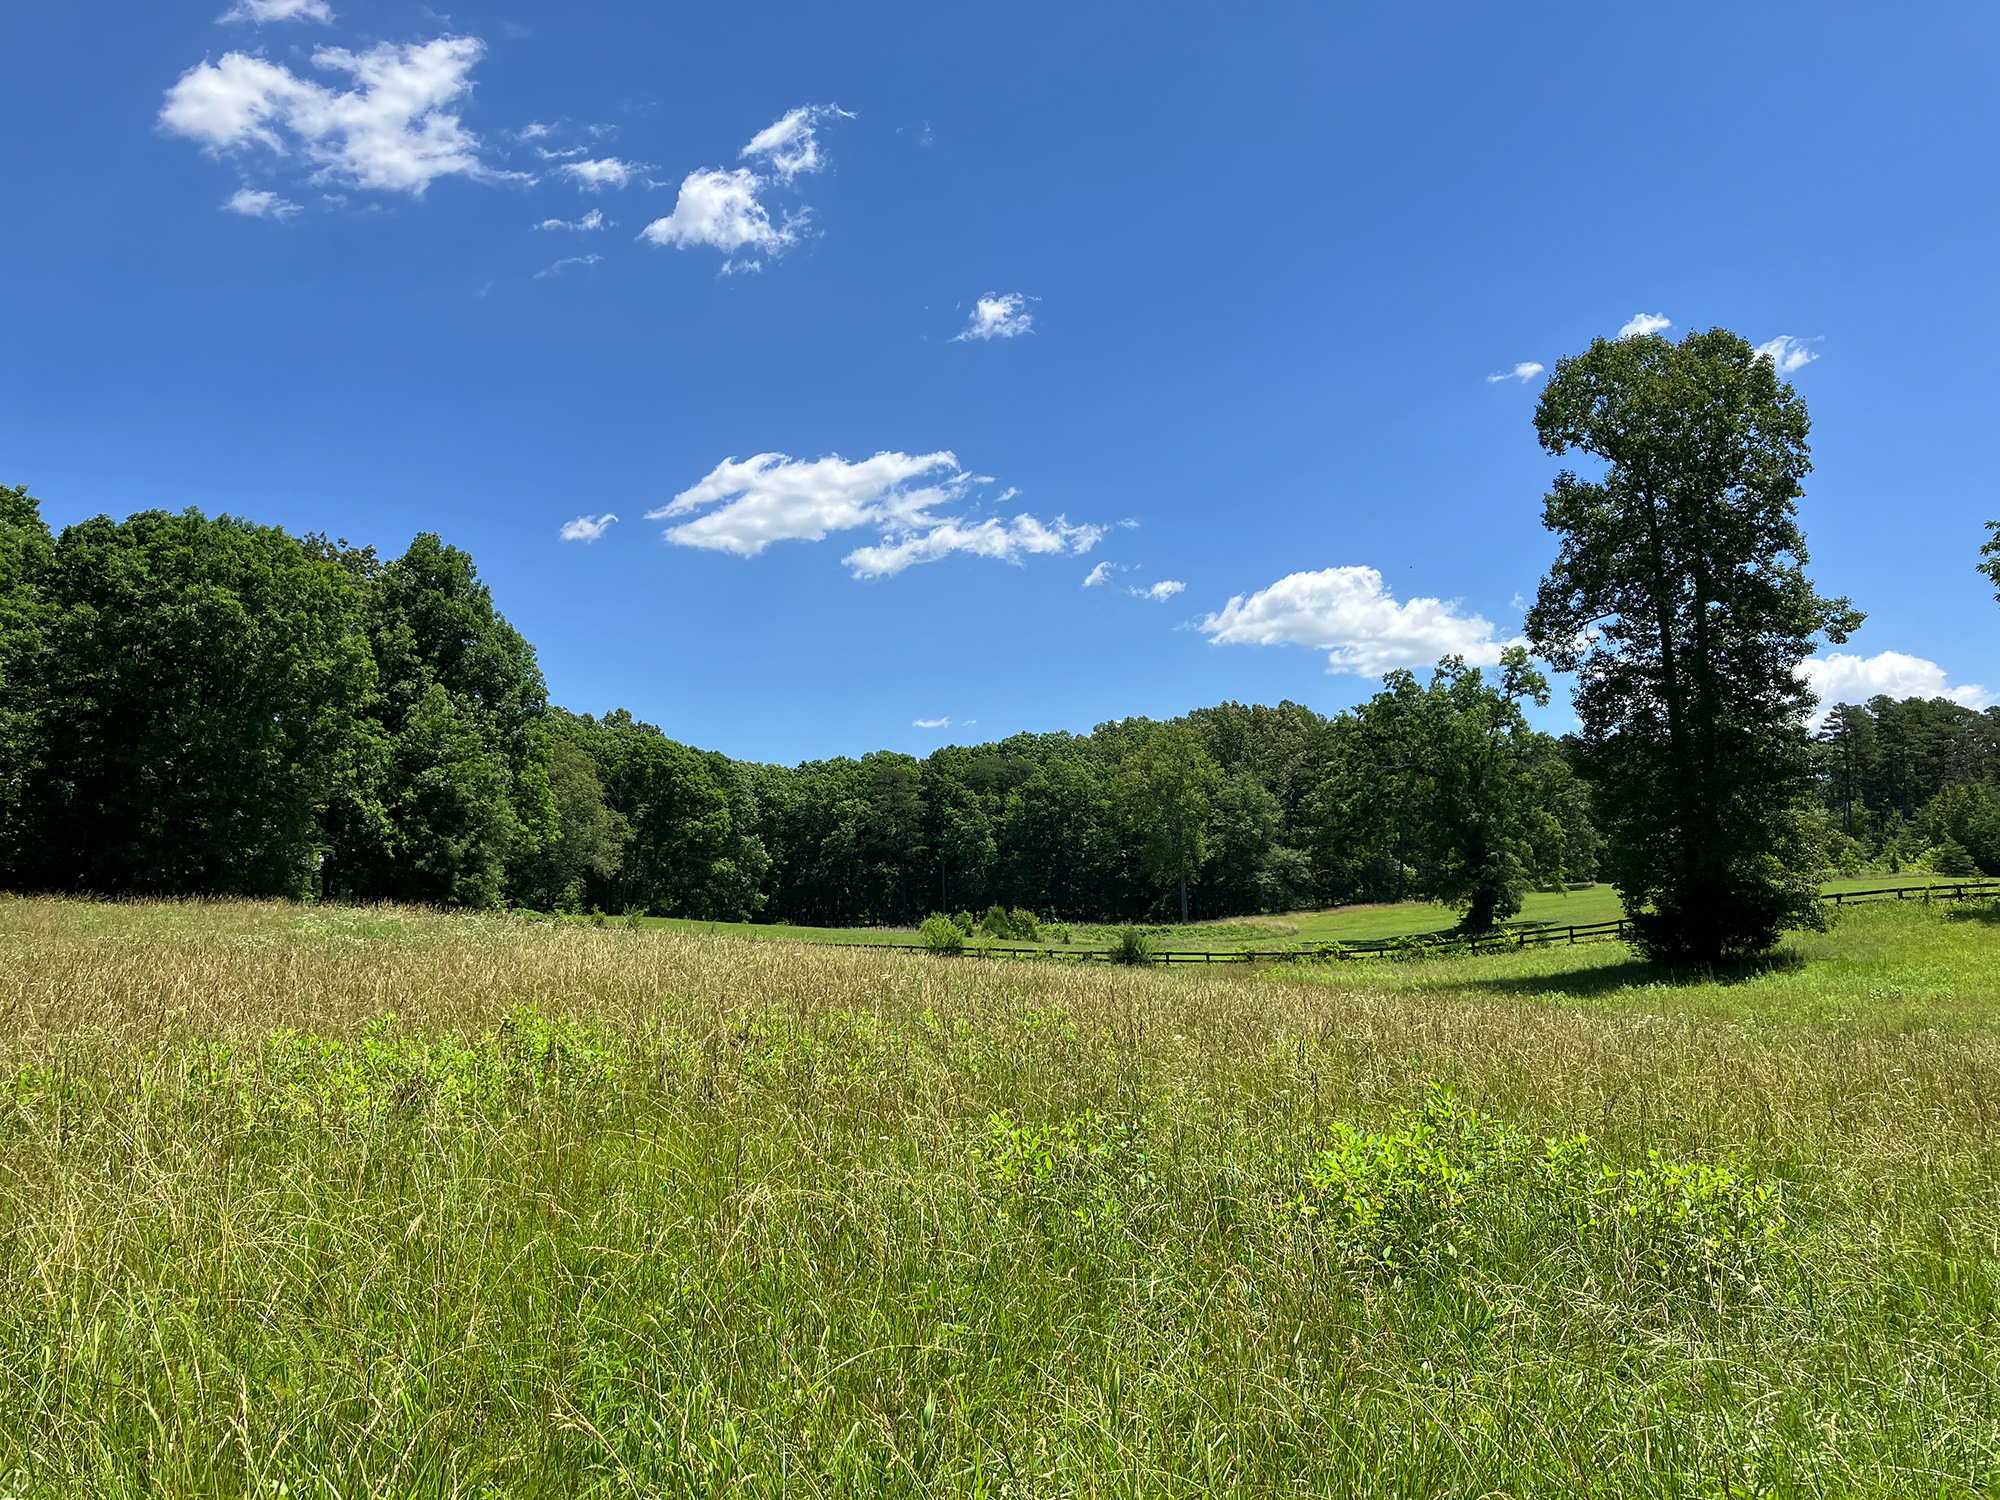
xmin=913 ymin=716 xmax=953 ymax=729
xmin=161 ymin=37 xmax=501 ymax=196
xmin=1200 ymin=565 xmax=1518 ymax=676
xmin=559 ymin=513 xmax=617 ymax=543
xmin=1486 ymin=361 xmax=1543 ymax=384
xmin=1617 ymin=312 xmax=1672 ymax=340
xmin=640 ymin=105 xmax=848 ymax=262
xmin=1803 ymin=651 xmax=1990 ymax=714
xmin=647 ymin=450 xmax=1103 ymax=578
xmin=218 ymin=0 xmax=331 ymax=23
xmin=1135 ymin=580 xmax=1185 ymax=601
xmin=224 ymin=187 xmax=300 ymax=219
xmin=1083 ymin=561 xmax=1114 ymax=588
xmin=741 ymin=104 xmax=852 ymax=183
xmin=535 ymin=208 xmax=604 ymax=231
xmin=535 ymin=254 xmax=601 ymax=279
xmin=560 ymin=157 xmax=644 ymax=191
xmin=1755 ymin=334 xmax=1819 ymax=375
xmin=953 ymin=293 xmax=1035 ymax=341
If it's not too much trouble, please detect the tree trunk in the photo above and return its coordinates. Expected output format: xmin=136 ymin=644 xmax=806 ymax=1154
xmin=1179 ymin=874 xmax=1188 ymax=925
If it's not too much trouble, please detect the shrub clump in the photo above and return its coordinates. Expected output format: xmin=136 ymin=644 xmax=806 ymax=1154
xmin=1295 ymin=1086 xmax=1787 ymax=1296
xmin=1110 ymin=927 xmax=1156 ymax=965
xmin=919 ymin=915 xmax=966 ymax=954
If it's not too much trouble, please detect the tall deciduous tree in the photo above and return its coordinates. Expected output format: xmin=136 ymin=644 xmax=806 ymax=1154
xmin=1317 ymin=651 xmax=1575 ymax=932
xmin=1115 ymin=722 xmax=1221 ymax=923
xmin=0 ymin=488 xmax=53 ymax=882
xmin=1527 ymin=327 xmax=1861 ymax=964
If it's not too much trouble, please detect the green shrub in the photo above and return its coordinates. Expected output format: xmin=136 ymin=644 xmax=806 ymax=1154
xmin=980 ymin=905 xmax=1012 ymax=939
xmin=919 ymin=915 xmax=966 ymax=954
xmin=1110 ymin=927 xmax=1155 ymax=965
xmin=951 ymin=910 xmax=976 ymax=936
xmin=1008 ymin=908 xmax=1041 ymax=941
xmin=1295 ymin=1085 xmax=1787 ymax=1294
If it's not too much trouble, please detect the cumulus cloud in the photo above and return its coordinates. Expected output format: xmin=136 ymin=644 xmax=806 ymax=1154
xmin=535 ymin=254 xmax=601 ymax=279
xmin=1803 ymin=651 xmax=1990 ymax=712
xmin=640 ymin=168 xmax=792 ymax=254
xmin=535 ymin=208 xmax=603 ymax=231
xmin=1136 ymin=580 xmax=1185 ymax=601
xmin=640 ymin=105 xmax=847 ymax=261
xmin=559 ymin=513 xmax=617 ymax=543
xmin=953 ymin=293 xmax=1035 ymax=341
xmin=218 ymin=0 xmax=331 ymax=22
xmin=1617 ymin=312 xmax=1672 ymax=340
xmin=1756 ymin=334 xmax=1818 ymax=375
xmin=160 ymin=37 xmax=496 ymax=196
xmin=648 ymin=450 xmax=1103 ymax=578
xmin=740 ymin=104 xmax=851 ymax=183
xmin=224 ymin=187 xmax=300 ymax=218
xmin=1083 ymin=561 xmax=1113 ymax=588
xmin=560 ymin=157 xmax=643 ymax=191
xmin=1200 ymin=565 xmax=1519 ymax=676
xmin=1486 ymin=361 xmax=1543 ymax=384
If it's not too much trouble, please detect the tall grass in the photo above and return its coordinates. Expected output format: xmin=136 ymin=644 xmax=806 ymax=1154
xmin=3 ymin=895 xmax=2000 ymax=1496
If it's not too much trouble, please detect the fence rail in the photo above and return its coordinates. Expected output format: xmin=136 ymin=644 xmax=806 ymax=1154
xmin=827 ymin=879 xmax=2000 ymax=967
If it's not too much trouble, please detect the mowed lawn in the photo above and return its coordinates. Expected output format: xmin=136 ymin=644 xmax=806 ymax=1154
xmin=641 ymin=874 xmax=1981 ymax=951
xmin=5 ymin=895 xmax=2000 ymax=1495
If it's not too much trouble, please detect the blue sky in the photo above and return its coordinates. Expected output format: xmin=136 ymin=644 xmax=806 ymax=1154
xmin=4 ymin=0 xmax=1996 ymax=763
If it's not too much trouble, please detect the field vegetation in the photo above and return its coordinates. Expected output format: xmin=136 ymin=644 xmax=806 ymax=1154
xmin=6 ymin=894 xmax=2000 ymax=1495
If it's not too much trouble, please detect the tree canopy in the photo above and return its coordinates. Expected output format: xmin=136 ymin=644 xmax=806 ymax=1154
xmin=1526 ymin=327 xmax=1861 ymax=964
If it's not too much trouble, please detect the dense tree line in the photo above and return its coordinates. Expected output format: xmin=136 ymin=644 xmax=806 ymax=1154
xmin=0 ymin=487 xmax=1604 ymax=927
xmin=4 ymin=326 xmax=1988 ymax=960
xmin=1816 ymin=696 xmax=2000 ymax=875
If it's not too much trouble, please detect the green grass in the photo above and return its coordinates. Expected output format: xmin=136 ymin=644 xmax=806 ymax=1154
xmin=6 ymin=894 xmax=2000 ymax=1495
xmin=628 ymin=874 xmax=1983 ymax=954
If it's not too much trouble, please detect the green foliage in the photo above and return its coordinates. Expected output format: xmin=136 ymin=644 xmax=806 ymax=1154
xmin=1115 ymin=721 xmax=1223 ymax=922
xmin=0 ymin=487 xmax=53 ymax=882
xmin=24 ymin=508 xmax=377 ymax=897
xmin=918 ymin=914 xmax=965 ymax=953
xmin=1528 ymin=327 xmax=1861 ymax=964
xmin=1298 ymin=1086 xmax=1785 ymax=1295
xmin=1110 ymin=926 xmax=1155 ymax=964
xmin=1318 ymin=649 xmax=1579 ymax=932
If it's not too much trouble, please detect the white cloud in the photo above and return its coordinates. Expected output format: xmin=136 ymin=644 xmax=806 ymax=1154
xmin=535 ymin=208 xmax=604 ymax=231
xmin=845 ymin=514 xmax=1104 ymax=579
xmin=640 ymin=106 xmax=847 ymax=260
xmin=560 ymin=157 xmax=643 ymax=191
xmin=1083 ymin=561 xmax=1113 ymax=588
xmin=647 ymin=450 xmax=1103 ymax=578
xmin=224 ymin=187 xmax=299 ymax=218
xmin=1617 ymin=312 xmax=1672 ymax=340
xmin=218 ymin=0 xmax=331 ymax=22
xmin=913 ymin=716 xmax=952 ymax=729
xmin=535 ymin=254 xmax=601 ymax=279
xmin=1755 ymin=334 xmax=1818 ymax=375
xmin=160 ymin=37 xmax=495 ymax=196
xmin=1486 ymin=361 xmax=1543 ymax=384
xmin=1803 ymin=651 xmax=1991 ymax=712
xmin=1200 ymin=565 xmax=1519 ymax=676
xmin=559 ymin=513 xmax=617 ymax=543
xmin=1136 ymin=580 xmax=1185 ymax=602
xmin=740 ymin=104 xmax=850 ymax=183
xmin=953 ymin=293 xmax=1035 ymax=341
xmin=640 ymin=168 xmax=792 ymax=254
xmin=516 ymin=121 xmax=552 ymax=142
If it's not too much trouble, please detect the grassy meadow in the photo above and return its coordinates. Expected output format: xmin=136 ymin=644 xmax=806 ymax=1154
xmin=5 ymin=895 xmax=2000 ymax=1495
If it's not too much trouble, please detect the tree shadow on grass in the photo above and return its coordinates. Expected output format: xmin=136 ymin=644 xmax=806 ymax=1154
xmin=1945 ymin=900 xmax=2000 ymax=926
xmin=1432 ymin=948 xmax=1807 ymax=1001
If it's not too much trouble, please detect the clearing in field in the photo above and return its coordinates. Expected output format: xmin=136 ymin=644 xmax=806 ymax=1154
xmin=4 ymin=895 xmax=2000 ymax=1496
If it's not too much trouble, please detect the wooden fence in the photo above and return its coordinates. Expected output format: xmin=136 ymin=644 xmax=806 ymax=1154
xmin=832 ymin=879 xmax=2000 ymax=967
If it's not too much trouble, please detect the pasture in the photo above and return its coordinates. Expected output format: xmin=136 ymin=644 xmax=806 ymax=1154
xmin=3 ymin=894 xmax=2000 ymax=1496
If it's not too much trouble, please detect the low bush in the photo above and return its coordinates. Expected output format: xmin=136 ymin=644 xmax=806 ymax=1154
xmin=919 ymin=915 xmax=966 ymax=954
xmin=1110 ymin=927 xmax=1155 ymax=964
